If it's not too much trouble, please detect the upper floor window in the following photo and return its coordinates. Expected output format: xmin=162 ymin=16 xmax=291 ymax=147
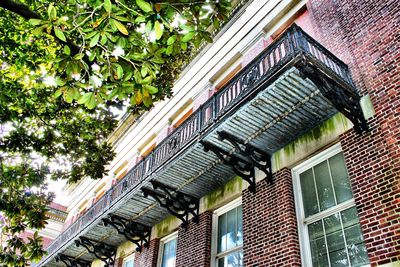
xmin=158 ymin=232 xmax=178 ymax=267
xmin=293 ymin=144 xmax=369 ymax=267
xmin=213 ymin=198 xmax=243 ymax=267
xmin=122 ymin=254 xmax=135 ymax=267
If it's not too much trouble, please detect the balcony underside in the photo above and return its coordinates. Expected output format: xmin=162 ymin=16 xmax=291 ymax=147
xmin=44 ymin=66 xmax=342 ymax=266
xmin=38 ymin=25 xmax=368 ymax=267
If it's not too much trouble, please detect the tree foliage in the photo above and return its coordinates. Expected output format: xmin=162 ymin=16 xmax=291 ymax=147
xmin=0 ymin=0 xmax=231 ymax=265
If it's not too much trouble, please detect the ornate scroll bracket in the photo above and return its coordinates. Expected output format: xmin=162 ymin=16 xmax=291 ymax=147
xmin=75 ymin=237 xmax=116 ymax=267
xmin=200 ymin=131 xmax=272 ymax=192
xmin=102 ymin=214 xmax=151 ymax=252
xmin=299 ymin=64 xmax=368 ymax=135
xmin=142 ymin=181 xmax=199 ymax=228
xmin=55 ymin=254 xmax=91 ymax=267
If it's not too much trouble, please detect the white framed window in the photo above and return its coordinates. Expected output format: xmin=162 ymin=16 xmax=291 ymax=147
xmin=158 ymin=232 xmax=178 ymax=267
xmin=292 ymin=144 xmax=369 ymax=267
xmin=212 ymin=198 xmax=243 ymax=267
xmin=122 ymin=253 xmax=135 ymax=267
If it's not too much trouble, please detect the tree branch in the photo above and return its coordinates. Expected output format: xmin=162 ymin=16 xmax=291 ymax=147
xmin=0 ymin=0 xmax=41 ymax=20
xmin=0 ymin=0 xmax=82 ymax=56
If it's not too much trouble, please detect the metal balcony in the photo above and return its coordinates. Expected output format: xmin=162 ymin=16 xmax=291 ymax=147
xmin=37 ymin=24 xmax=367 ymax=266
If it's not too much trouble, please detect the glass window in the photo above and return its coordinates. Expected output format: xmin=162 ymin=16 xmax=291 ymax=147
xmin=294 ymin=146 xmax=369 ymax=267
xmin=214 ymin=201 xmax=243 ymax=267
xmin=122 ymin=254 xmax=135 ymax=267
xmin=159 ymin=233 xmax=177 ymax=267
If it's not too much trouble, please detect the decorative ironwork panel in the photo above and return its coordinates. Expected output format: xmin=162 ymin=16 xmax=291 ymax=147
xmin=75 ymin=237 xmax=116 ymax=267
xmin=142 ymin=181 xmax=199 ymax=228
xmin=55 ymin=254 xmax=91 ymax=267
xmin=102 ymin=214 xmax=151 ymax=252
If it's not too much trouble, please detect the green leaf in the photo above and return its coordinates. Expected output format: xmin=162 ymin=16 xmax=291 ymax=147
xmin=54 ymin=27 xmax=66 ymax=42
xmin=181 ymin=31 xmax=195 ymax=42
xmin=145 ymin=85 xmax=158 ymax=94
xmin=166 ymin=45 xmax=173 ymax=55
xmin=65 ymin=87 xmax=80 ymax=103
xmin=135 ymin=16 xmax=147 ymax=23
xmin=145 ymin=21 xmax=153 ymax=33
xmin=141 ymin=65 xmax=148 ymax=77
xmin=78 ymin=92 xmax=92 ymax=104
xmin=181 ymin=42 xmax=187 ymax=50
xmin=167 ymin=35 xmax=176 ymax=45
xmin=104 ymin=0 xmax=112 ymax=13
xmin=63 ymin=45 xmax=71 ymax=55
xmin=29 ymin=19 xmax=43 ymax=26
xmin=48 ymin=4 xmax=57 ymax=20
xmin=136 ymin=0 xmax=153 ymax=13
xmin=89 ymin=33 xmax=100 ymax=47
xmin=110 ymin=19 xmax=129 ymax=35
xmin=154 ymin=20 xmax=163 ymax=40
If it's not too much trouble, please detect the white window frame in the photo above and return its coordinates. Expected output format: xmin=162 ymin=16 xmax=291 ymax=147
xmin=157 ymin=231 xmax=178 ymax=267
xmin=122 ymin=253 xmax=135 ymax=267
xmin=292 ymin=143 xmax=369 ymax=267
xmin=211 ymin=197 xmax=243 ymax=267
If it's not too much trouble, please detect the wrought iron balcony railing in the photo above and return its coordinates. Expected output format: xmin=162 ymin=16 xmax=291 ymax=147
xmin=40 ymin=24 xmax=364 ymax=264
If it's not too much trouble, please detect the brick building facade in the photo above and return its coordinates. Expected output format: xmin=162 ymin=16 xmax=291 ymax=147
xmin=37 ymin=0 xmax=399 ymax=267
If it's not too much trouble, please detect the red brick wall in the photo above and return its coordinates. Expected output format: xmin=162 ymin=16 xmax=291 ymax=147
xmin=114 ymin=257 xmax=123 ymax=267
xmin=175 ymin=212 xmax=213 ymax=267
xmin=307 ymin=0 xmax=400 ymax=265
xmin=242 ymin=168 xmax=301 ymax=267
xmin=134 ymin=239 xmax=160 ymax=267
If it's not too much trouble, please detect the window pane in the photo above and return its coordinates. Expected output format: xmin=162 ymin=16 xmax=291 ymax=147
xmin=300 ymin=169 xmax=319 ymax=217
xmin=123 ymin=258 xmax=134 ymax=267
xmin=329 ymin=153 xmax=353 ymax=204
xmin=218 ymin=213 xmax=227 ymax=253
xmin=226 ymin=208 xmax=236 ymax=250
xmin=341 ymin=207 xmax=369 ymax=267
xmin=314 ymin=161 xmax=336 ymax=211
xmin=161 ymin=238 xmax=176 ymax=267
xmin=324 ymin=213 xmax=348 ymax=267
xmin=309 ymin=220 xmax=329 ymax=267
xmin=237 ymin=205 xmax=243 ymax=246
xmin=218 ymin=251 xmax=243 ymax=267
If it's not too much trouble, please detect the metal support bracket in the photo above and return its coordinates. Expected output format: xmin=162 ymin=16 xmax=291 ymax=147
xmin=200 ymin=132 xmax=272 ymax=192
xmin=142 ymin=181 xmax=199 ymax=228
xmin=102 ymin=214 xmax=151 ymax=252
xmin=55 ymin=254 xmax=91 ymax=267
xmin=299 ymin=63 xmax=368 ymax=135
xmin=75 ymin=237 xmax=116 ymax=267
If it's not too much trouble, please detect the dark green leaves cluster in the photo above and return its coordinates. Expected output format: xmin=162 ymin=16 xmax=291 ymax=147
xmin=22 ymin=0 xmax=232 ymax=110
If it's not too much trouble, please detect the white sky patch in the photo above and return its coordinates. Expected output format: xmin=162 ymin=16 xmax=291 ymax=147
xmin=111 ymin=46 xmax=125 ymax=58
xmin=43 ymin=76 xmax=57 ymax=87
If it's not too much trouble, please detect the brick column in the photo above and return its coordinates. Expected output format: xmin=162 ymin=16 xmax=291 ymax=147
xmin=114 ymin=257 xmax=123 ymax=267
xmin=242 ymin=168 xmax=301 ymax=267
xmin=340 ymin=122 xmax=400 ymax=266
xmin=175 ymin=212 xmax=213 ymax=267
xmin=134 ymin=239 xmax=160 ymax=267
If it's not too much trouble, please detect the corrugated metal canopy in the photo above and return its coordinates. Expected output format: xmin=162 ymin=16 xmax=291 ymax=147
xmin=42 ymin=66 xmax=338 ymax=266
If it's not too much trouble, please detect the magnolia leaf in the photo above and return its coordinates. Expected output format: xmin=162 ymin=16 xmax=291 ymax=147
xmin=154 ymin=20 xmax=163 ymax=40
xmin=78 ymin=92 xmax=93 ymax=104
xmin=110 ymin=19 xmax=129 ymax=35
xmin=136 ymin=0 xmax=153 ymax=13
xmin=54 ymin=27 xmax=66 ymax=42
xmin=145 ymin=85 xmax=158 ymax=94
xmin=63 ymin=45 xmax=71 ymax=55
xmin=167 ymin=35 xmax=176 ymax=45
xmin=104 ymin=0 xmax=112 ymax=13
xmin=89 ymin=33 xmax=100 ymax=47
xmin=48 ymin=4 xmax=57 ymax=20
xmin=28 ymin=19 xmax=43 ymax=26
xmin=181 ymin=31 xmax=195 ymax=42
